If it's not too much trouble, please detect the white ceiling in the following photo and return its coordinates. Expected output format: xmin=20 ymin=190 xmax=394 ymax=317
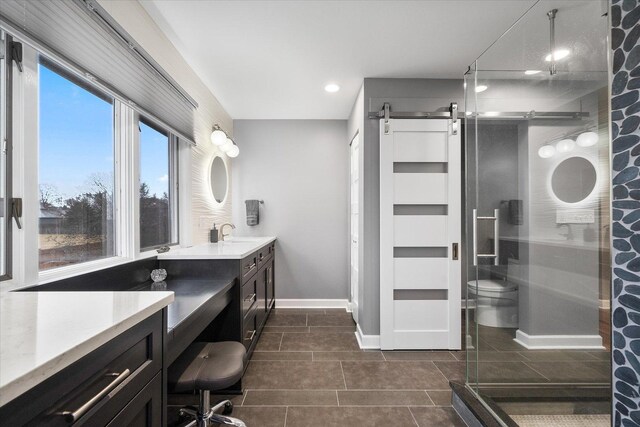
xmin=141 ymin=0 xmax=537 ymax=120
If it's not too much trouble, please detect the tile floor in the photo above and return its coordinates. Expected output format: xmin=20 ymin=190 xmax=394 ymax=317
xmin=221 ymin=309 xmax=467 ymax=427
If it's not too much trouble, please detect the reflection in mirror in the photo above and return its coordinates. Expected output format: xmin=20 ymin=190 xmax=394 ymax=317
xmin=210 ymin=156 xmax=228 ymax=203
xmin=551 ymin=157 xmax=596 ymax=203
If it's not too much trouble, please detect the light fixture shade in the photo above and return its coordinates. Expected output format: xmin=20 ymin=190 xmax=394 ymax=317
xmin=576 ymin=131 xmax=598 ymax=147
xmin=211 ymin=129 xmax=227 ymax=146
xmin=538 ymin=145 xmax=556 ymax=158
xmin=221 ymin=137 xmax=234 ymax=151
xmin=226 ymin=144 xmax=239 ymax=158
xmin=556 ymin=138 xmax=575 ymax=153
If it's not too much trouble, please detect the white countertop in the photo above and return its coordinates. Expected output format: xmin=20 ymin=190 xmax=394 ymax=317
xmin=158 ymin=236 xmax=276 ymax=260
xmin=0 ymin=291 xmax=174 ymax=407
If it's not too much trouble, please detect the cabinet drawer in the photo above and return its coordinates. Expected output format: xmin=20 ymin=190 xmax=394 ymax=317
xmin=0 ymin=313 xmax=163 ymax=427
xmin=106 ymin=373 xmax=162 ymax=427
xmin=242 ymin=277 xmax=257 ymax=319
xmin=241 ymin=252 xmax=258 ymax=284
xmin=242 ymin=311 xmax=257 ymax=351
xmin=257 ymin=245 xmax=272 ymax=269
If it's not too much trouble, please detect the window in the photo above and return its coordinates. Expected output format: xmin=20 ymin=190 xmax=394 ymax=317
xmin=38 ymin=61 xmax=116 ymax=270
xmin=139 ymin=118 xmax=178 ymax=250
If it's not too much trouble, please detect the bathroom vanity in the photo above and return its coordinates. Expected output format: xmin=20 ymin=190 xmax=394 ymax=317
xmin=0 ymin=237 xmax=276 ymax=426
xmin=158 ymin=237 xmax=277 ymax=357
xmin=0 ymin=291 xmax=173 ymax=426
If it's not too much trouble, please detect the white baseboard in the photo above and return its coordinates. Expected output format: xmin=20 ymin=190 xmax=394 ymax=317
xmin=355 ymin=323 xmax=380 ymax=349
xmin=275 ymin=299 xmax=349 ymax=309
xmin=514 ymin=330 xmax=604 ymax=350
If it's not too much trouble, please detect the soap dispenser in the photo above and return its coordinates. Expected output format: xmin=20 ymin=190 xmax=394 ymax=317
xmin=210 ymin=223 xmax=219 ymax=243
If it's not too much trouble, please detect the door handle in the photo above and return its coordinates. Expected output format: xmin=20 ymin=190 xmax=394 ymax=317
xmin=11 ymin=198 xmax=22 ymax=229
xmin=472 ymin=208 xmax=499 ymax=266
xmin=452 ymin=243 xmax=459 ymax=260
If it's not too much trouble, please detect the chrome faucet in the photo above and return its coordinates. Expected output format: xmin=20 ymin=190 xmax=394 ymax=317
xmin=218 ymin=223 xmax=235 ymax=241
xmin=556 ymin=223 xmax=574 ymax=241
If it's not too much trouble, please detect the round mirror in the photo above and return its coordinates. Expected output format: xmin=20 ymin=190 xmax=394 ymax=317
xmin=551 ymin=157 xmax=597 ymax=203
xmin=210 ymin=156 xmax=228 ymax=203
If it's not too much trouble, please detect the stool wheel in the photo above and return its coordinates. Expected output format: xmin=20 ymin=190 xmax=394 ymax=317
xmin=222 ymin=401 xmax=233 ymax=415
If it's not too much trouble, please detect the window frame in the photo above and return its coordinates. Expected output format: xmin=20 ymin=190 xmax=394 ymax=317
xmin=0 ymin=32 xmax=13 ymax=282
xmin=137 ymin=114 xmax=179 ymax=253
xmin=2 ymin=33 xmax=185 ymax=288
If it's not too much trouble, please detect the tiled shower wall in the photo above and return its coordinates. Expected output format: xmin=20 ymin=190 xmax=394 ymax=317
xmin=611 ymin=0 xmax=640 ymax=425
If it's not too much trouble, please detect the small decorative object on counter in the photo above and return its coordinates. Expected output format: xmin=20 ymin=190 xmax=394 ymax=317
xmin=156 ymin=245 xmax=170 ymax=253
xmin=150 ymin=269 xmax=167 ymax=283
xmin=210 ymin=223 xmax=219 ymax=243
xmin=151 ymin=281 xmax=167 ymax=290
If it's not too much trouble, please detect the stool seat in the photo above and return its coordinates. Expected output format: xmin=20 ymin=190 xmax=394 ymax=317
xmin=169 ymin=341 xmax=246 ymax=393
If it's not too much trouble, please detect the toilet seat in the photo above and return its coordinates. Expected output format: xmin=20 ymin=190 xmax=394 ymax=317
xmin=468 ymin=280 xmax=517 ymax=293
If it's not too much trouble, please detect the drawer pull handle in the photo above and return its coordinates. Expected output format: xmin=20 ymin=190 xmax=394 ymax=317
xmin=244 ymin=330 xmax=256 ymax=341
xmin=244 ymin=262 xmax=256 ymax=271
xmin=59 ymin=369 xmax=131 ymax=423
xmin=244 ymin=293 xmax=256 ymax=303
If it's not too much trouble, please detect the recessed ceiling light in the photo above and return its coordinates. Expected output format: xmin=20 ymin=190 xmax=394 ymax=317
xmin=524 ymin=70 xmax=542 ymax=75
xmin=324 ymin=83 xmax=340 ymax=93
xmin=544 ymin=49 xmax=570 ymax=62
xmin=475 ymin=85 xmax=488 ymax=93
xmin=482 ymin=111 xmax=500 ymax=117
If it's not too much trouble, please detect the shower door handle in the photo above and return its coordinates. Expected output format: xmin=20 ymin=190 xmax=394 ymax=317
xmin=472 ymin=208 xmax=499 ymax=266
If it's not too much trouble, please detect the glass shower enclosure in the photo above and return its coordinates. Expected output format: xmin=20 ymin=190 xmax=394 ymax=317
xmin=464 ymin=1 xmax=611 ymax=425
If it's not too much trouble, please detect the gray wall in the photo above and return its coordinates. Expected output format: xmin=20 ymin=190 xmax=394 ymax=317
xmin=232 ymin=120 xmax=349 ymax=300
xmin=353 ymin=78 xmax=465 ymax=336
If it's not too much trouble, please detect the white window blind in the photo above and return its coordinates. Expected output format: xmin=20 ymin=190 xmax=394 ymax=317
xmin=0 ymin=0 xmax=197 ymax=144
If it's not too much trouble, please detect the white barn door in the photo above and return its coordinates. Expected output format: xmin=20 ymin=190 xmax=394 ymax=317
xmin=380 ymin=119 xmax=461 ymax=350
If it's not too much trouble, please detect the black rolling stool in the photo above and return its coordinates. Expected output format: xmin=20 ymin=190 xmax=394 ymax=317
xmin=169 ymin=342 xmax=247 ymax=427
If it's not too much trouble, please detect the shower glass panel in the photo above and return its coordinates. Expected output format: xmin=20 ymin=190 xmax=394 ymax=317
xmin=464 ymin=1 xmax=611 ymax=425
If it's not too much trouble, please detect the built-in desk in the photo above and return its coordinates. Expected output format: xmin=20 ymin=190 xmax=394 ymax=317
xmin=135 ymin=278 xmax=236 ymax=365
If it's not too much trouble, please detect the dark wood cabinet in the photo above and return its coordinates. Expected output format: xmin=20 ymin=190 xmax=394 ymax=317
xmin=0 ymin=312 xmax=165 ymax=427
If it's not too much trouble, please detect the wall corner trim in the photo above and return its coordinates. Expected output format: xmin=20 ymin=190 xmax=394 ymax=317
xmin=356 ymin=323 xmax=381 ymax=350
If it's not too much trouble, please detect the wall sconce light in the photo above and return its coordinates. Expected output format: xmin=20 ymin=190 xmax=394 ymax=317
xmin=556 ymin=138 xmax=575 ymax=153
xmin=576 ymin=131 xmax=598 ymax=147
xmin=210 ymin=124 xmax=240 ymax=158
xmin=538 ymin=144 xmax=556 ymax=158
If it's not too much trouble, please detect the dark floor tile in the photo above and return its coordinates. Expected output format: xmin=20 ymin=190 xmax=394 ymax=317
xmin=324 ymin=309 xmax=350 ymax=314
xmin=382 ymin=351 xmax=456 ymax=361
xmin=426 ymin=390 xmax=452 ymax=406
xmin=313 ymin=351 xmax=384 ymax=361
xmin=226 ymin=406 xmax=287 ymax=427
xmin=251 ymin=351 xmax=313 ymax=361
xmin=524 ymin=361 xmax=610 ymax=382
xmin=341 ymin=361 xmax=449 ymax=390
xmin=307 ymin=313 xmax=356 ymax=327
xmin=263 ymin=326 xmax=310 ymax=333
xmin=309 ymin=326 xmax=357 ymax=333
xmin=255 ymin=332 xmax=282 ymax=351
xmin=337 ymin=390 xmax=432 ymax=406
xmin=273 ymin=308 xmax=324 ymax=315
xmin=520 ymin=350 xmax=602 ymax=362
xmin=243 ymin=361 xmax=346 ymax=390
xmin=410 ymin=406 xmax=466 ymax=427
xmin=243 ymin=390 xmax=338 ymax=406
xmin=280 ymin=332 xmax=360 ymax=351
xmin=285 ymin=406 xmax=417 ymax=427
xmin=588 ymin=351 xmax=611 ymax=361
xmin=266 ymin=313 xmax=307 ymax=327
xmin=454 ymin=350 xmax=526 ymax=362
xmin=435 ymin=361 xmax=548 ymax=383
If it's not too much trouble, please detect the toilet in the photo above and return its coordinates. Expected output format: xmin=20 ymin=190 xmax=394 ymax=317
xmin=467 ymin=259 xmax=519 ymax=328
